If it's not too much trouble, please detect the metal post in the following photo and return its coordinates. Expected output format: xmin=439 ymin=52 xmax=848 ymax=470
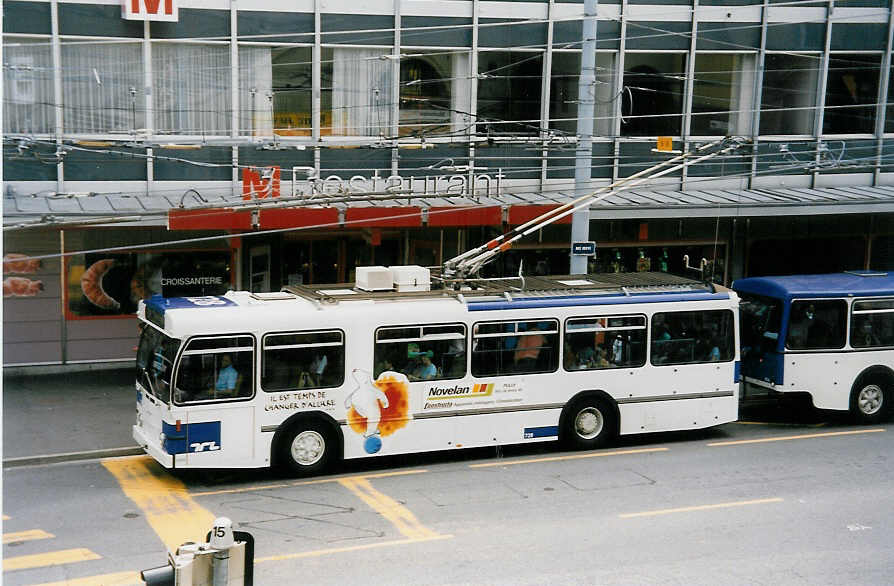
xmin=571 ymin=0 xmax=598 ymax=274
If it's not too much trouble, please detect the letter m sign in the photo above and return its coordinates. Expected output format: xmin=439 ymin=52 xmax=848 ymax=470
xmin=122 ymin=0 xmax=179 ymax=22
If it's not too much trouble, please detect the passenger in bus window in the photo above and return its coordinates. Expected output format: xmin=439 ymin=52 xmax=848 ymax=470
xmin=594 ymin=346 xmax=611 ymax=368
xmin=215 ymin=354 xmax=238 ymax=396
xmin=410 ymin=352 xmax=437 ymax=380
xmin=515 ymin=327 xmax=544 ymax=372
xmin=310 ymin=352 xmax=327 ymax=386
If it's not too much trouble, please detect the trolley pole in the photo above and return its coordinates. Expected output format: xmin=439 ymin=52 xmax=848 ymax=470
xmin=571 ymin=0 xmax=598 ymax=274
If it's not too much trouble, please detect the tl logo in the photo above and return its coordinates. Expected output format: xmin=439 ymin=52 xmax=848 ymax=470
xmin=122 ymin=0 xmax=179 ymax=22
xmin=190 ymin=441 xmax=220 ymax=453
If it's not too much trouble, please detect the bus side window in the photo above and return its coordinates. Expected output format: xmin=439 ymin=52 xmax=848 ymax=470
xmin=787 ymin=300 xmax=847 ymax=350
xmin=262 ymin=331 xmax=345 ymax=392
xmin=851 ymin=298 xmax=894 ymax=348
xmin=651 ymin=310 xmax=733 ymax=365
xmin=175 ymin=336 xmax=255 ymax=403
xmin=375 ymin=324 xmax=466 ymax=381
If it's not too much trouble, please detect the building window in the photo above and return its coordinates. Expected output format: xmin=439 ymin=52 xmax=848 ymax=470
xmin=62 ymin=41 xmax=145 ymax=135
xmin=322 ymin=47 xmax=393 ymax=137
xmin=760 ymin=53 xmax=819 ymax=135
xmin=3 ymin=39 xmax=54 ymax=135
xmin=477 ymin=51 xmax=543 ymax=136
xmin=153 ymin=43 xmax=232 ymax=136
xmin=550 ymin=52 xmax=616 ymax=137
xmin=399 ymin=51 xmax=469 ymax=138
xmin=374 ymin=324 xmax=466 ymax=381
xmin=823 ymin=53 xmax=881 ymax=135
xmin=690 ymin=54 xmax=755 ymax=136
xmin=621 ymin=53 xmax=686 ymax=137
xmin=471 ymin=319 xmax=558 ymax=376
xmin=565 ymin=315 xmax=646 ymax=371
xmin=262 ymin=330 xmax=345 ymax=391
xmin=240 ymin=46 xmax=313 ymax=137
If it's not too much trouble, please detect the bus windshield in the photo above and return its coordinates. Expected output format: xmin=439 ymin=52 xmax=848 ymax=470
xmin=136 ymin=325 xmax=180 ymax=402
xmin=739 ymin=293 xmax=783 ymax=354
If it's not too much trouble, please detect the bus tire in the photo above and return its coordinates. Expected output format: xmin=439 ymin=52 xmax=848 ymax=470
xmin=850 ymin=378 xmax=892 ymax=425
xmin=563 ymin=396 xmax=616 ymax=450
xmin=279 ymin=420 xmax=333 ymax=476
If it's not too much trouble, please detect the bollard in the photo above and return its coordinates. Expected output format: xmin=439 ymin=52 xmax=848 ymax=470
xmin=141 ymin=517 xmax=253 ymax=586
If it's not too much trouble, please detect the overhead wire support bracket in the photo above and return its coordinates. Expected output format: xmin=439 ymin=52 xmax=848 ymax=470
xmin=440 ymin=136 xmax=751 ymax=283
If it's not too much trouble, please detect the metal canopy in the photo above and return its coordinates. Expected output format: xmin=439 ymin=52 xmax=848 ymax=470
xmin=4 ymin=184 xmax=894 ymax=229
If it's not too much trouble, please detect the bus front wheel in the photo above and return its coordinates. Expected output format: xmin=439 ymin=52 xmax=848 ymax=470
xmin=850 ymin=380 xmax=891 ymax=424
xmin=563 ymin=397 xmax=616 ymax=450
xmin=280 ymin=420 xmax=333 ymax=476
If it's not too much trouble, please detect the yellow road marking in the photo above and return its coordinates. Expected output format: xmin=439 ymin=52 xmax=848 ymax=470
xmin=338 ymin=477 xmax=441 ymax=540
xmin=103 ymin=456 xmax=216 ymax=551
xmin=709 ymin=428 xmax=885 ymax=447
xmin=3 ymin=529 xmax=54 ymax=544
xmin=32 ymin=571 xmax=142 ymax=585
xmin=469 ymin=447 xmax=669 ymax=468
xmin=736 ymin=421 xmax=827 ymax=428
xmin=620 ymin=497 xmax=784 ymax=519
xmin=191 ymin=468 xmax=429 ymax=497
xmin=256 ymin=534 xmax=453 ymax=563
xmin=3 ymin=548 xmax=101 ymax=572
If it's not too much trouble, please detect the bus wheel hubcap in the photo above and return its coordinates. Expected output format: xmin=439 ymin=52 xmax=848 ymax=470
xmin=858 ymin=385 xmax=883 ymax=415
xmin=575 ymin=407 xmax=603 ymax=440
xmin=291 ymin=431 xmax=325 ymax=466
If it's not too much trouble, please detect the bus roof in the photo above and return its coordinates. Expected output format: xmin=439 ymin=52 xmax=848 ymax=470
xmin=732 ymin=271 xmax=894 ymax=301
xmin=140 ymin=272 xmax=733 ymax=337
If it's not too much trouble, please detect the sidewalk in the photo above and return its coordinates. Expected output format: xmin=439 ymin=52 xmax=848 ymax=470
xmin=3 ymin=365 xmax=143 ymax=467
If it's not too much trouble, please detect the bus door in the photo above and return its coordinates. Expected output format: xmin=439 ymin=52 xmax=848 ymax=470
xmin=171 ymin=335 xmax=257 ymax=467
xmin=738 ymin=293 xmax=785 ymax=388
xmin=780 ymin=298 xmax=848 ymax=396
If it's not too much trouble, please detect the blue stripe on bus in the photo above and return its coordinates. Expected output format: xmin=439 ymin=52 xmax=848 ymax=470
xmin=524 ymin=425 xmax=559 ymax=439
xmin=468 ymin=291 xmax=730 ymax=312
xmin=734 ymin=360 xmax=741 ymax=383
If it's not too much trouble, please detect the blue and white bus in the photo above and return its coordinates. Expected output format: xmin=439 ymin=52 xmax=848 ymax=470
xmin=133 ymin=269 xmax=741 ymax=474
xmin=734 ymin=271 xmax=894 ymax=423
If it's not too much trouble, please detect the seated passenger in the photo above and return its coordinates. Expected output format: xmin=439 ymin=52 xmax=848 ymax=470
xmin=410 ymin=353 xmax=437 ymax=381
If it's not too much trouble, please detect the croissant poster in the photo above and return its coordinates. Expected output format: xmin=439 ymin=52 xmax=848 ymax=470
xmin=67 ymin=251 xmax=231 ymax=317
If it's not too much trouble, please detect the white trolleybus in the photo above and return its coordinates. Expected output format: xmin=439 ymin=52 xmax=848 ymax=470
xmin=734 ymin=271 xmax=894 ymax=424
xmin=133 ymin=269 xmax=742 ymax=474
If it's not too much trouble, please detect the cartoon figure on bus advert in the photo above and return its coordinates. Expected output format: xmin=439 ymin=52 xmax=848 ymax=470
xmin=345 ymin=369 xmax=411 ymax=454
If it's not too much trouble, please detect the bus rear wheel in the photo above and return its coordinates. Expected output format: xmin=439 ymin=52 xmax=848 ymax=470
xmin=279 ymin=420 xmax=333 ymax=476
xmin=850 ymin=380 xmax=891 ymax=425
xmin=563 ymin=397 xmax=616 ymax=450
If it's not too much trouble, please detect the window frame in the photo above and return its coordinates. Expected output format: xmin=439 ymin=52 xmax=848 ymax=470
xmin=261 ymin=328 xmax=346 ymax=392
xmin=850 ymin=297 xmax=894 ymax=349
xmin=563 ymin=313 xmax=648 ymax=372
xmin=471 ymin=318 xmax=560 ymax=377
xmin=785 ymin=299 xmax=848 ymax=351
xmin=374 ymin=322 xmax=467 ymax=382
xmin=173 ymin=334 xmax=256 ymax=405
xmin=649 ymin=309 xmax=736 ymax=366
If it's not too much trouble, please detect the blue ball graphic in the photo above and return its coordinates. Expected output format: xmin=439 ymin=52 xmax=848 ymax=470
xmin=364 ymin=435 xmax=383 ymax=454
